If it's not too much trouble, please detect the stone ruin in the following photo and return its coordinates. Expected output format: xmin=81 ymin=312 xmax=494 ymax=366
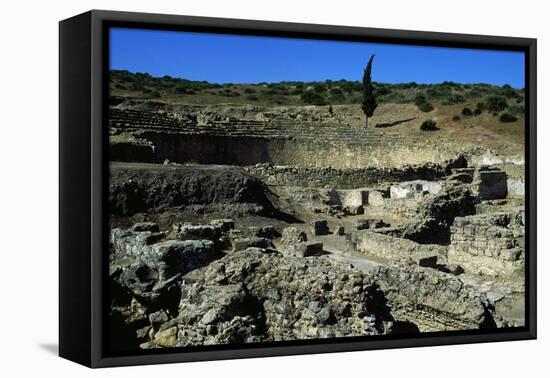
xmin=107 ymin=100 xmax=526 ymax=350
xmin=448 ymin=211 xmax=525 ymax=277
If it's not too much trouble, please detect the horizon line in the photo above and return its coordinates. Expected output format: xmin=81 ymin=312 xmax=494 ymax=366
xmin=110 ymin=69 xmax=524 ymax=89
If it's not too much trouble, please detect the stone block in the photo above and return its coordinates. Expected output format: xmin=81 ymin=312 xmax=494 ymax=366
xmin=174 ymin=224 xmax=222 ymax=241
xmin=368 ymin=190 xmax=385 ymax=207
xmin=131 ymin=222 xmax=160 ymax=233
xmin=281 ymin=227 xmax=307 ymax=245
xmin=209 ymin=219 xmax=235 ymax=232
xmin=311 ymin=220 xmax=329 ymax=236
xmin=286 ymin=242 xmax=324 ymax=257
xmin=232 ymin=237 xmax=274 ymax=252
xmin=335 ymin=226 xmax=345 ymax=236
xmin=345 ymin=205 xmax=364 ymax=215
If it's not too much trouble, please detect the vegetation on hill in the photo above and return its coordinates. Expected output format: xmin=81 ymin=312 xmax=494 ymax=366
xmin=109 ymin=70 xmax=525 ymax=124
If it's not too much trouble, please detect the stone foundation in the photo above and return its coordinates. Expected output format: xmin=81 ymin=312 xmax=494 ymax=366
xmin=353 ymin=231 xmax=447 ymax=263
xmin=448 ymin=212 xmax=525 ymax=276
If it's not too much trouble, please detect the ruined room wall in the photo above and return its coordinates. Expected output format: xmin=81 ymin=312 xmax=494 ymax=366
xmin=448 ymin=212 xmax=525 ymax=276
xmin=354 ymin=230 xmax=447 ymax=263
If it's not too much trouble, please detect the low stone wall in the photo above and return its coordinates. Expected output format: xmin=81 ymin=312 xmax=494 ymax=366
xmin=353 ymin=231 xmax=447 ymax=263
xmin=245 ymin=162 xmax=458 ymax=189
xmin=448 ymin=212 xmax=525 ymax=276
xmin=507 ymin=178 xmax=525 ymax=197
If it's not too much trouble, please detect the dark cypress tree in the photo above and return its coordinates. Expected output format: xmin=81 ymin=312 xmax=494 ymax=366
xmin=361 ymin=54 xmax=378 ymax=127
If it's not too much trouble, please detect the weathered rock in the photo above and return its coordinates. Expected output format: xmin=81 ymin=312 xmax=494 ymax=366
xmin=110 ymin=164 xmax=275 ymax=216
xmin=131 ymin=222 xmax=160 ymax=233
xmin=401 ymin=183 xmax=476 ymax=244
xmin=111 ymin=226 xmax=220 ymax=286
xmin=231 ymin=237 xmax=275 ymax=252
xmin=172 ymin=223 xmax=222 ymax=242
xmin=153 ymin=326 xmax=178 ymax=348
xmin=142 ymin=248 xmax=392 ymax=348
xmin=210 ymin=219 xmax=235 ymax=232
xmin=284 ymin=242 xmax=324 ymax=257
xmin=280 ymin=226 xmax=307 ymax=245
xmin=149 ymin=310 xmax=169 ymax=331
xmin=153 ymin=240 xmax=218 ymax=278
xmin=249 ymin=225 xmax=280 ymax=239
xmin=373 ymin=263 xmax=494 ymax=332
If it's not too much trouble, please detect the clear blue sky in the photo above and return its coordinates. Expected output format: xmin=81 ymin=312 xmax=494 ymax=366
xmin=110 ymin=27 xmax=525 ymax=88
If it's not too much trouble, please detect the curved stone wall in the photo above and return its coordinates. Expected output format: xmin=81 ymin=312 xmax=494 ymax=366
xmin=109 ymin=108 xmax=457 ymax=169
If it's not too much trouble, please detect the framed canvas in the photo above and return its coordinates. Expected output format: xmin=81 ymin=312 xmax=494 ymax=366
xmin=59 ymin=10 xmax=537 ymax=368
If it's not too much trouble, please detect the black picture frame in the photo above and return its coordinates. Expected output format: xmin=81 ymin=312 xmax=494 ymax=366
xmin=59 ymin=9 xmax=537 ymax=368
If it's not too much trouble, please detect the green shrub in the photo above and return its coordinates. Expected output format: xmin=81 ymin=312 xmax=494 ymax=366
xmin=382 ymin=92 xmax=407 ymax=103
xmin=452 ymin=115 xmax=461 ymax=121
xmin=246 ymin=95 xmax=259 ymax=101
xmin=426 ymin=86 xmax=452 ymax=99
xmin=150 ymin=91 xmax=161 ymax=98
xmin=442 ymin=94 xmax=466 ymax=105
xmin=486 ymin=96 xmax=508 ymax=113
xmin=461 ymin=107 xmax=473 ymax=116
xmin=301 ymin=91 xmax=326 ymax=105
xmin=501 ymin=84 xmax=516 ymax=98
xmin=418 ymin=102 xmax=434 ymax=112
xmin=475 ymin=102 xmax=486 ymax=113
xmin=466 ymin=88 xmax=482 ymax=98
xmin=420 ymin=119 xmax=438 ymax=131
xmin=374 ymin=86 xmax=391 ymax=97
xmin=130 ymin=80 xmax=145 ymax=91
xmin=499 ymin=112 xmax=518 ymax=123
xmin=244 ymin=88 xmax=256 ymax=94
xmin=313 ymin=84 xmax=326 ymax=93
xmin=329 ymin=87 xmax=344 ymax=96
xmin=221 ymin=90 xmax=240 ymax=97
xmin=474 ymin=108 xmax=482 ymax=116
xmin=415 ymin=93 xmax=427 ymax=106
xmin=508 ymin=105 xmax=524 ymax=116
xmin=414 ymin=93 xmax=434 ymax=112
xmin=175 ymin=84 xmax=195 ymax=94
